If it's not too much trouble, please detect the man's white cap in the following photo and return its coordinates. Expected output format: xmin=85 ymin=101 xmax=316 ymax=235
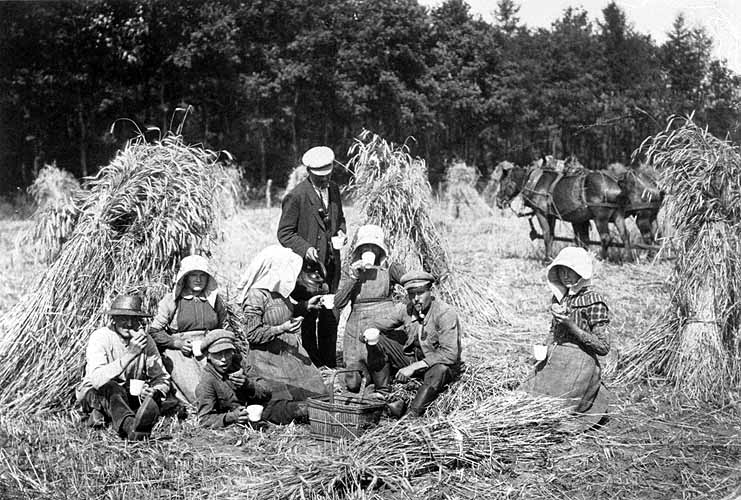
xmin=302 ymin=146 xmax=335 ymax=176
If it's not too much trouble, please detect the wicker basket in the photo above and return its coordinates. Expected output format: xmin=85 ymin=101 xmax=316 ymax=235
xmin=307 ymin=369 xmax=386 ymax=441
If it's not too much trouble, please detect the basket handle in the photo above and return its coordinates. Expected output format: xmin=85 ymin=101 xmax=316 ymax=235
xmin=329 ymin=368 xmax=365 ymax=405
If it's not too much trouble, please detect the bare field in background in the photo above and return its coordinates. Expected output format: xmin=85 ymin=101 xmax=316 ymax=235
xmin=1 ymin=203 xmax=739 ymax=499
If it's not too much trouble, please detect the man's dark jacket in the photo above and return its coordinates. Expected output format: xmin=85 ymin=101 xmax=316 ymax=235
xmin=277 ymin=178 xmax=346 ymax=288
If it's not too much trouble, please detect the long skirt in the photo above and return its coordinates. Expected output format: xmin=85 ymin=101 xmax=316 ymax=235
xmin=522 ymin=342 xmax=608 ymax=426
xmin=246 ymin=331 xmax=327 ymax=402
xmin=163 ymin=330 xmax=207 ymax=405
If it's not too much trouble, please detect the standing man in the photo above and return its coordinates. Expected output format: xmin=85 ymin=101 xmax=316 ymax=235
xmin=76 ymin=295 xmax=171 ymax=440
xmin=277 ymin=146 xmax=346 ymax=368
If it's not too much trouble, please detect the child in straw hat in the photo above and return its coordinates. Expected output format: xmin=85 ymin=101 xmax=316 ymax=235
xmin=522 ymin=246 xmax=610 ymax=428
xmin=334 ymin=224 xmax=405 ymax=392
xmin=149 ymin=254 xmax=229 ymax=406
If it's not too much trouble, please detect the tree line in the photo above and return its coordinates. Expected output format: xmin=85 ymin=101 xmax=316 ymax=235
xmin=1 ymin=0 xmax=739 ymax=192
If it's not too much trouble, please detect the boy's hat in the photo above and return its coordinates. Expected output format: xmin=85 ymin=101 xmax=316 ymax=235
xmin=202 ymin=329 xmax=236 ymax=353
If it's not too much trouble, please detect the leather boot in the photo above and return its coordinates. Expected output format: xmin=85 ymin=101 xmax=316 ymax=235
xmin=408 ymin=385 xmax=438 ymax=417
xmin=127 ymin=395 xmax=160 ymax=440
xmin=386 ymin=400 xmax=407 ymax=419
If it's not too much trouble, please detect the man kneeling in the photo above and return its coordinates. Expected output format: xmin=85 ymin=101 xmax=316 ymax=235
xmin=76 ymin=295 xmax=170 ymax=440
xmin=365 ymin=271 xmax=462 ymax=417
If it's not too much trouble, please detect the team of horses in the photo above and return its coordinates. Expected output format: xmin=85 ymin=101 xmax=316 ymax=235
xmin=494 ymin=158 xmax=664 ymax=262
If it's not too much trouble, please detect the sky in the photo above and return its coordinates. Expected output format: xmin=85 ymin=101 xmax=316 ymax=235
xmin=417 ymin=0 xmax=741 ymax=73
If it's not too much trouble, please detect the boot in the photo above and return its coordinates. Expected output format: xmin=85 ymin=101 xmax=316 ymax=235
xmin=292 ymin=401 xmax=309 ymax=423
xmin=126 ymin=395 xmax=160 ymax=440
xmin=386 ymin=400 xmax=407 ymax=419
xmin=407 ymin=385 xmax=438 ymax=417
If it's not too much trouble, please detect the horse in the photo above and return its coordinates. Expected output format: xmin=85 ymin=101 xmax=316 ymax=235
xmin=607 ymin=163 xmax=664 ymax=247
xmin=495 ymin=163 xmax=632 ymax=262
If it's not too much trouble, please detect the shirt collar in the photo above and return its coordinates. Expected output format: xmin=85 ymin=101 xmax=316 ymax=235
xmin=181 ymin=294 xmax=208 ymax=301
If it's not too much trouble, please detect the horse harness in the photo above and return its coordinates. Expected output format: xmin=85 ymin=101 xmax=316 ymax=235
xmin=521 ymin=167 xmax=620 ymax=220
xmin=617 ymin=170 xmax=662 ymax=212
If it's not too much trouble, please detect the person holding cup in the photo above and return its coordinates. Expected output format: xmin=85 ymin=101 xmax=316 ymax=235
xmin=75 ymin=295 xmax=170 ymax=440
xmin=235 ymin=245 xmax=328 ymax=424
xmin=521 ymin=246 xmax=611 ymax=428
xmin=365 ymin=271 xmax=462 ymax=417
xmin=149 ymin=255 xmax=229 ymax=405
xmin=195 ymin=329 xmax=274 ymax=428
xmin=333 ymin=224 xmax=404 ymax=393
xmin=277 ymin=145 xmax=346 ymax=368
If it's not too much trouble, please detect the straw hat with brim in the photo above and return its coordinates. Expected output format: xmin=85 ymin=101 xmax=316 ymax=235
xmin=401 ymin=270 xmax=436 ymax=290
xmin=202 ymin=329 xmax=237 ymax=354
xmin=105 ymin=295 xmax=151 ymax=317
xmin=352 ymin=224 xmax=389 ymax=261
xmin=302 ymin=146 xmax=334 ymax=176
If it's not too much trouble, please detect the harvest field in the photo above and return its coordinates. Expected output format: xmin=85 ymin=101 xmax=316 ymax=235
xmin=1 ymin=201 xmax=740 ymax=499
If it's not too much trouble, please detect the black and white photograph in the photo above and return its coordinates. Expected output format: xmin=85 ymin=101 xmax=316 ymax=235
xmin=1 ymin=0 xmax=740 ymax=498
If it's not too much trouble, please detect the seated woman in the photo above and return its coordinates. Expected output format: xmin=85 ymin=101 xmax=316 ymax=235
xmin=149 ymin=254 xmax=228 ymax=405
xmin=236 ymin=245 xmax=328 ymax=422
xmin=334 ymin=224 xmax=404 ymax=392
xmin=522 ymin=246 xmax=610 ymax=428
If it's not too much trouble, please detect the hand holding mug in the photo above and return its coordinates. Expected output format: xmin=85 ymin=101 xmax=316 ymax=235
xmin=140 ymin=384 xmax=156 ymax=400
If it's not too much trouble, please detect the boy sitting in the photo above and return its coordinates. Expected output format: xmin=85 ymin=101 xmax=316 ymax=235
xmin=196 ymin=329 xmax=272 ymax=428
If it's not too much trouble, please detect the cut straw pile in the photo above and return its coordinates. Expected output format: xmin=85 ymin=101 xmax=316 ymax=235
xmin=347 ymin=130 xmax=504 ymax=326
xmin=617 ymin=118 xmax=741 ymax=403
xmin=444 ymin=161 xmax=493 ymax=219
xmin=241 ymin=389 xmax=571 ymax=498
xmin=283 ymin=164 xmax=308 ymax=199
xmin=0 ymin=133 xmax=237 ymax=416
xmin=24 ymin=163 xmax=82 ymax=261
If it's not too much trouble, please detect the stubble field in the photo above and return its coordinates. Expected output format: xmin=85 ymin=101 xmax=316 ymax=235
xmin=1 ymin=201 xmax=739 ymax=499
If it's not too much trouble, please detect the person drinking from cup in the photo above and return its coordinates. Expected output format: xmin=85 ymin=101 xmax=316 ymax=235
xmin=75 ymin=295 xmax=170 ymax=440
xmin=521 ymin=246 xmax=611 ymax=428
xmin=365 ymin=271 xmax=462 ymax=417
xmin=277 ymin=145 xmax=346 ymax=368
xmin=236 ymin=245 xmax=328 ymax=424
xmin=333 ymin=224 xmax=405 ymax=393
xmin=149 ymin=254 xmax=229 ymax=405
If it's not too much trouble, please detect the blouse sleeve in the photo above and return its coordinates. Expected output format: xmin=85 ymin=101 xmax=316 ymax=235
xmin=149 ymin=295 xmax=178 ymax=350
xmin=573 ymin=302 xmax=610 ymax=356
xmin=241 ymin=289 xmax=285 ymax=345
xmin=214 ymin=294 xmax=229 ymax=329
xmin=333 ymin=264 xmax=359 ymax=310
